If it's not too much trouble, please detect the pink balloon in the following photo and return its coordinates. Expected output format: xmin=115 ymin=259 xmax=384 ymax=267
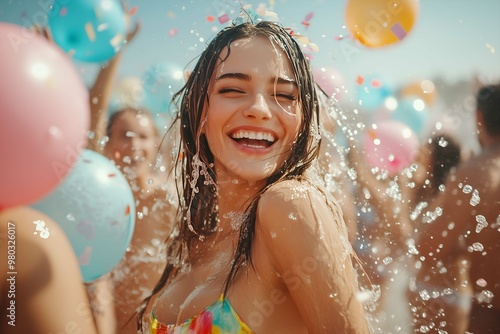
xmin=363 ymin=120 xmax=419 ymax=176
xmin=312 ymin=66 xmax=345 ymax=100
xmin=0 ymin=23 xmax=90 ymax=209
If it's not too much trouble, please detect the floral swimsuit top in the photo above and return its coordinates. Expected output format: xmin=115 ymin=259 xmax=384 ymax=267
xmin=150 ymin=294 xmax=254 ymax=334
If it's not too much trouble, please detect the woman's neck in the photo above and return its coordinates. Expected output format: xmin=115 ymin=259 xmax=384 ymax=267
xmin=215 ymin=177 xmax=263 ymax=231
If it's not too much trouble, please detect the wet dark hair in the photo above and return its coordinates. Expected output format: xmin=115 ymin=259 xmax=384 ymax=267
xmin=137 ymin=20 xmax=320 ymax=329
xmin=476 ymin=83 xmax=500 ymax=135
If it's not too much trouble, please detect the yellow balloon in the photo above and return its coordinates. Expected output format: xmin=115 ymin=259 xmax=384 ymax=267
xmin=401 ymin=79 xmax=438 ymax=106
xmin=345 ymin=0 xmax=419 ymax=48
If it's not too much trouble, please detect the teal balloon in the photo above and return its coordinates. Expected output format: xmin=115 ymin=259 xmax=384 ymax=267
xmin=48 ymin=0 xmax=126 ymax=63
xmin=33 ymin=150 xmax=135 ymax=282
xmin=391 ymin=97 xmax=429 ymax=137
xmin=356 ymin=75 xmax=393 ymax=111
xmin=142 ymin=62 xmax=185 ymax=114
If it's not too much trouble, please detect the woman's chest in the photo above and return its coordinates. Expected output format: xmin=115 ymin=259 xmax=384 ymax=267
xmin=152 ymin=242 xmax=236 ymax=324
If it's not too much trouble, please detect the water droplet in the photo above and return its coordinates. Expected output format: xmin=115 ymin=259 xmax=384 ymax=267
xmin=477 ymin=289 xmax=494 ymax=303
xmin=475 ymin=215 xmax=488 ymax=233
xmin=476 ymin=278 xmax=488 ymax=287
xmin=288 ymin=212 xmax=297 ymax=220
xmin=468 ymin=242 xmax=484 ymax=252
xmin=462 ymin=185 xmax=472 ymax=194
xmin=470 ymin=189 xmax=480 ymax=206
xmin=438 ymin=138 xmax=448 ymax=147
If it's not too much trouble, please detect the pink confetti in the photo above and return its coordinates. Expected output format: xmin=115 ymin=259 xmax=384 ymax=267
xmin=78 ymin=247 xmax=92 ymax=266
xmin=371 ymin=79 xmax=382 ymax=88
xmin=59 ymin=7 xmax=67 ymax=16
xmin=356 ymin=76 xmax=364 ymax=85
xmin=168 ymin=28 xmax=179 ymax=37
xmin=304 ymin=12 xmax=314 ymax=22
xmin=218 ymin=14 xmax=230 ymax=24
xmin=391 ymin=22 xmax=407 ymax=40
xmin=206 ymin=15 xmax=215 ymax=22
xmin=130 ymin=6 xmax=138 ymax=16
xmin=77 ymin=221 xmax=95 ymax=240
xmin=108 ymin=173 xmax=116 ymax=178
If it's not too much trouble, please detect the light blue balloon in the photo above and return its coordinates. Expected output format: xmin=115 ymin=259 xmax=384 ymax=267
xmin=33 ymin=149 xmax=135 ymax=282
xmin=391 ymin=97 xmax=429 ymax=137
xmin=48 ymin=0 xmax=126 ymax=63
xmin=142 ymin=62 xmax=185 ymax=114
xmin=355 ymin=75 xmax=394 ymax=111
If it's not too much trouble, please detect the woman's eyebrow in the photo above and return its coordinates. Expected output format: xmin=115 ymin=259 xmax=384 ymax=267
xmin=215 ymin=72 xmax=250 ymax=81
xmin=271 ymin=77 xmax=297 ymax=87
xmin=215 ymin=72 xmax=297 ymax=87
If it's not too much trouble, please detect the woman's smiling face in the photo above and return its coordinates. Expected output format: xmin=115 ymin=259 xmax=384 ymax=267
xmin=203 ymin=35 xmax=302 ymax=184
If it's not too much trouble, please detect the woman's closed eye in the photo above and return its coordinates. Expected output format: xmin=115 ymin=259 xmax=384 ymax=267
xmin=273 ymin=92 xmax=297 ymax=101
xmin=218 ymin=87 xmax=245 ymax=95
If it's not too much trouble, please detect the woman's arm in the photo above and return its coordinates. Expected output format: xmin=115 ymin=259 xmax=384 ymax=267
xmin=257 ymin=180 xmax=370 ymax=333
xmin=87 ymin=21 xmax=141 ymax=152
xmin=0 ymin=207 xmax=98 ymax=334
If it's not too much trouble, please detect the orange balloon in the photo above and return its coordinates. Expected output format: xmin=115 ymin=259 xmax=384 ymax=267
xmin=345 ymin=0 xmax=419 ymax=48
xmin=401 ymin=79 xmax=438 ymax=106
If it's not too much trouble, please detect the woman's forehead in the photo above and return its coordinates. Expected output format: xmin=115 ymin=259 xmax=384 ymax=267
xmin=215 ymin=35 xmax=294 ymax=78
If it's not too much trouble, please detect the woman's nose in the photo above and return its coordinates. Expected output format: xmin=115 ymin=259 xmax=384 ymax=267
xmin=243 ymin=93 xmax=272 ymax=120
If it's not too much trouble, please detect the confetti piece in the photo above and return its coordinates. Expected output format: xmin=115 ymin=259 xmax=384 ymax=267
xmin=77 ymin=221 xmax=95 ymax=240
xmin=391 ymin=22 xmax=407 ymax=40
xmin=97 ymin=23 xmax=109 ymax=32
xmin=168 ymin=28 xmax=179 ymax=37
xmin=371 ymin=79 xmax=382 ymax=88
xmin=84 ymin=22 xmax=96 ymax=42
xmin=301 ymin=20 xmax=310 ymax=27
xmin=304 ymin=12 xmax=314 ymax=22
xmin=206 ymin=15 xmax=215 ymax=22
xmin=78 ymin=247 xmax=92 ymax=266
xmin=108 ymin=173 xmax=116 ymax=178
xmin=130 ymin=5 xmax=138 ymax=16
xmin=356 ymin=76 xmax=364 ymax=85
xmin=125 ymin=204 xmax=131 ymax=215
xmin=110 ymin=32 xmax=124 ymax=47
xmin=218 ymin=14 xmax=230 ymax=24
xmin=334 ymin=34 xmax=351 ymax=41
xmin=59 ymin=7 xmax=67 ymax=16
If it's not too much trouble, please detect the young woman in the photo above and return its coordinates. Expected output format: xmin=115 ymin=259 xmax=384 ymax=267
xmin=138 ymin=20 xmax=371 ymax=333
xmin=103 ymin=107 xmax=177 ymax=333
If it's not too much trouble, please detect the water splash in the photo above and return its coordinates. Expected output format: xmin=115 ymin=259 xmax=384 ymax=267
xmin=475 ymin=215 xmax=488 ymax=233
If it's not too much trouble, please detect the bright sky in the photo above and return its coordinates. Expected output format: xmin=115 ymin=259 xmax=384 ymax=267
xmin=1 ymin=0 xmax=499 ymax=91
